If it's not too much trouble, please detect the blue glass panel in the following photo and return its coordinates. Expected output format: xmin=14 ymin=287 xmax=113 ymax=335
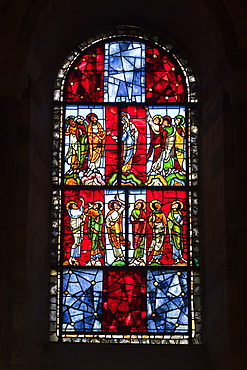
xmin=147 ymin=270 xmax=188 ymax=333
xmin=104 ymin=41 xmax=145 ymax=102
xmin=62 ymin=269 xmax=103 ymax=332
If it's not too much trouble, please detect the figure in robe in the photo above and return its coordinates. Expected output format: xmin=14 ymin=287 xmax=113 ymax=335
xmin=146 ymin=107 xmax=167 ymax=175
xmin=84 ymin=200 xmax=105 ymax=266
xmin=74 ymin=115 xmax=88 ymax=173
xmin=65 ymin=116 xmax=83 ymax=174
xmin=148 ymin=199 xmax=167 ymax=264
xmin=174 ymin=115 xmax=186 ymax=170
xmin=167 ymin=200 xmax=187 ymax=264
xmin=129 ymin=200 xmax=147 ymax=265
xmin=86 ymin=113 xmax=107 ymax=173
xmin=66 ymin=197 xmax=85 ymax=265
xmin=105 ymin=194 xmax=126 ymax=263
xmin=121 ymin=112 xmax=139 ymax=173
xmin=162 ymin=115 xmax=183 ymax=175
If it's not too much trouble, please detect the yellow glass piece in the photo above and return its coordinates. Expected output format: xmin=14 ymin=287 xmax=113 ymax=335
xmin=153 ymin=281 xmax=159 ymax=286
xmin=91 ymin=280 xmax=96 ymax=285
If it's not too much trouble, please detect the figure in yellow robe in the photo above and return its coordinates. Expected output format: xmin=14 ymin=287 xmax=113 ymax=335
xmin=148 ymin=199 xmax=167 ymax=264
xmin=86 ymin=113 xmax=107 ymax=172
xmin=106 ymin=194 xmax=125 ymax=263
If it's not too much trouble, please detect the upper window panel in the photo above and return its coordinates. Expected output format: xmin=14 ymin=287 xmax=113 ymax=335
xmin=65 ymin=40 xmax=185 ymax=103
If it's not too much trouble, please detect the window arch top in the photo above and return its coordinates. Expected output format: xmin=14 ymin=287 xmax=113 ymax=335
xmin=64 ymin=40 xmax=186 ymax=103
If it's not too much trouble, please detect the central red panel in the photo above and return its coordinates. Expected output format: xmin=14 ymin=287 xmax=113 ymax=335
xmin=102 ymin=270 xmax=146 ymax=332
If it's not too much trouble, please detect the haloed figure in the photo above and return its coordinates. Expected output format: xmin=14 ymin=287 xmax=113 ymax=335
xmin=84 ymin=201 xmax=105 ymax=266
xmin=129 ymin=200 xmax=147 ymax=266
xmin=167 ymin=200 xmax=187 ymax=264
xmin=65 ymin=116 xmax=81 ymax=174
xmin=148 ymin=200 xmax=167 ymax=264
xmin=146 ymin=106 xmax=166 ymax=175
xmin=86 ymin=113 xmax=107 ymax=174
xmin=121 ymin=112 xmax=139 ymax=173
xmin=174 ymin=115 xmax=186 ymax=170
xmin=106 ymin=194 xmax=126 ymax=263
xmin=66 ymin=197 xmax=85 ymax=265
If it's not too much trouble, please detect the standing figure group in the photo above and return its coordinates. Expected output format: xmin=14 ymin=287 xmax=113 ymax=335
xmin=65 ymin=194 xmax=128 ymax=266
xmin=64 ymin=113 xmax=109 ymax=185
xmin=130 ymin=199 xmax=187 ymax=266
xmin=145 ymin=107 xmax=186 ymax=185
xmin=65 ymin=195 xmax=186 ymax=266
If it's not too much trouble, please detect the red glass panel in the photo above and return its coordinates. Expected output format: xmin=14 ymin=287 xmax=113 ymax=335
xmin=102 ymin=270 xmax=146 ymax=332
xmin=66 ymin=46 xmax=104 ymax=102
xmin=146 ymin=46 xmax=185 ymax=103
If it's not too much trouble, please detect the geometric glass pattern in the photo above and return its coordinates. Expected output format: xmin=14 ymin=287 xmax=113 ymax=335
xmin=51 ymin=31 xmax=201 ymax=345
xmin=104 ymin=41 xmax=145 ymax=102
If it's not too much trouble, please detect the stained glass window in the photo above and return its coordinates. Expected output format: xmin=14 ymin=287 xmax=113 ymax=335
xmin=51 ymin=29 xmax=201 ymax=344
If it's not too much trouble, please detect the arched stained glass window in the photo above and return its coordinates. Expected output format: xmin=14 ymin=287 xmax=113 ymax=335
xmin=50 ymin=28 xmax=201 ymax=345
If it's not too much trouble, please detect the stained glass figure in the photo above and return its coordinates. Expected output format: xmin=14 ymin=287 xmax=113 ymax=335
xmin=66 ymin=46 xmax=104 ymax=102
xmin=147 ymin=270 xmax=188 ymax=332
xmin=146 ymin=190 xmax=187 ymax=266
xmin=104 ymin=41 xmax=145 ymax=102
xmin=62 ymin=269 xmax=103 ymax=332
xmin=145 ymin=105 xmax=186 ymax=186
xmin=128 ymin=190 xmax=147 ymax=266
xmin=63 ymin=190 xmax=106 ymax=266
xmin=128 ymin=190 xmax=187 ymax=267
xmin=102 ymin=270 xmax=146 ymax=332
xmin=64 ymin=105 xmax=118 ymax=186
xmin=105 ymin=190 xmax=126 ymax=266
xmin=146 ymin=46 xmax=185 ymax=103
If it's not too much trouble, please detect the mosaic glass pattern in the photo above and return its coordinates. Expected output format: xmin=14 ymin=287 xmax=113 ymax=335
xmin=146 ymin=46 xmax=185 ymax=103
xmin=147 ymin=270 xmax=188 ymax=332
xmin=62 ymin=269 xmax=103 ymax=332
xmin=66 ymin=46 xmax=104 ymax=102
xmin=104 ymin=41 xmax=145 ymax=102
xmin=51 ymin=33 xmax=201 ymax=344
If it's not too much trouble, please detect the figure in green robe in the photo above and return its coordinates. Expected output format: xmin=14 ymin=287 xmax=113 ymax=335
xmin=129 ymin=200 xmax=147 ymax=265
xmin=167 ymin=200 xmax=187 ymax=264
xmin=85 ymin=201 xmax=105 ymax=266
